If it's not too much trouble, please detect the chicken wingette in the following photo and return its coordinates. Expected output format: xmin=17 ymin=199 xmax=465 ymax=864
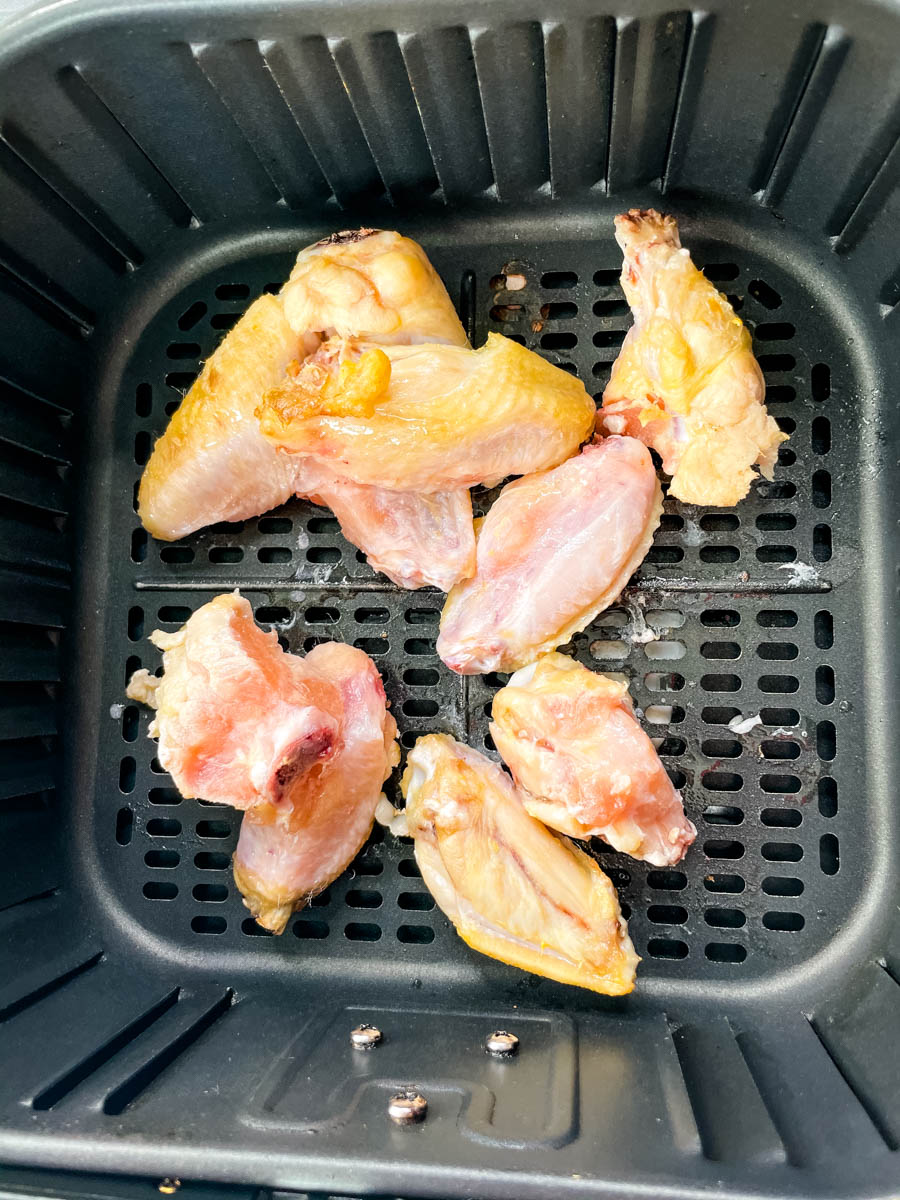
xmin=402 ymin=734 xmax=639 ymax=995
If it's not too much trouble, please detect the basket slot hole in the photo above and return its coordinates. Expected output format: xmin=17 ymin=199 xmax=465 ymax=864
xmin=756 ymin=513 xmax=796 ymax=532
xmin=814 ymin=611 xmax=834 ymax=650
xmin=811 ymin=363 xmax=831 ymax=402
xmin=355 ymin=637 xmax=389 ymax=655
xmin=147 ymin=818 xmax=181 ymax=836
xmin=119 ymin=757 xmax=136 ymax=794
xmin=542 ymin=270 xmax=577 ymax=288
xmin=648 ymin=905 xmax=687 ymax=924
xmin=645 ymin=672 xmax=685 ymax=691
xmin=704 ymin=874 xmax=745 ymax=894
xmin=293 ymin=920 xmax=328 ymax=939
xmin=397 ymin=925 xmax=435 ymax=943
xmin=398 ymin=891 xmax=435 ymax=911
xmin=159 ymin=545 xmax=193 ymax=563
xmin=755 ymin=322 xmax=795 ymax=340
xmin=647 ymin=545 xmax=684 ymax=564
xmin=816 ymin=666 xmax=835 ymax=704
xmin=398 ymin=859 xmax=421 ymax=878
xmin=143 ymin=882 xmax=177 ymax=900
xmin=705 ymin=907 xmax=745 ymax=928
xmin=241 ymin=919 xmax=274 ymax=936
xmin=647 ymin=870 xmax=687 ymax=890
xmin=196 ymin=820 xmax=230 ymax=839
xmin=762 ymin=842 xmax=803 ymax=862
xmin=255 ymin=606 xmax=290 ymax=624
xmin=757 ymin=641 xmax=798 ymax=660
xmin=209 ymin=547 xmax=242 ymax=563
xmin=404 ymin=638 xmax=435 ymax=655
xmin=699 ymin=514 xmax=739 ymax=531
xmin=701 ymin=738 xmax=741 ymax=759
xmin=705 ymin=943 xmax=747 ymax=962
xmin=761 ymin=807 xmax=802 ymax=827
xmin=403 ymin=668 xmax=439 ymax=686
xmin=591 ymin=639 xmax=628 ymax=661
xmin=705 ymin=839 xmax=744 ymax=859
xmin=760 ymin=875 xmax=805 ymax=899
xmin=541 ymin=301 xmax=577 ymax=320
xmin=703 ymin=773 xmax=743 ymax=793
xmin=592 ymin=297 xmax=629 ymax=318
xmin=148 ymin=787 xmax=181 ymax=806
xmin=701 ymin=641 xmax=740 ymax=660
xmin=647 ymin=938 xmax=688 ymax=960
xmin=344 ymin=922 xmax=381 ymax=942
xmin=701 ymin=706 xmax=741 ymax=725
xmin=703 ymin=805 xmax=743 ymax=825
xmin=352 ymin=859 xmax=384 ymax=877
xmin=761 ymin=739 xmax=800 ymax=760
xmin=215 ymin=283 xmax=249 ymax=300
xmin=645 ymin=640 xmax=685 ymax=661
xmin=813 ymin=524 xmax=832 ymax=561
xmin=701 ymin=609 xmax=740 ymax=628
xmin=701 ymin=674 xmax=741 ymax=692
xmin=761 ymin=707 xmax=800 ymax=725
xmin=817 ymin=720 xmax=836 ymax=761
xmin=759 ymin=674 xmax=799 ymax=693
xmin=811 ymin=416 xmax=831 ymax=454
xmin=748 ymin=279 xmax=781 ymax=308
xmin=818 ymin=777 xmax=838 ymax=818
xmin=704 ymin=263 xmax=739 ymax=281
xmin=145 ymin=850 xmax=179 ymax=868
xmin=191 ymin=915 xmax=226 ymax=934
xmin=763 ymin=911 xmax=804 ymax=931
xmin=193 ymin=884 xmax=227 ymax=902
xmin=115 ymin=807 xmax=133 ymax=846
xmin=699 ymin=545 xmax=739 ymax=563
xmin=757 ymin=546 xmax=796 ymax=563
xmin=121 ymin=708 xmax=139 ymax=742
xmin=757 ymin=480 xmax=796 ymax=500
xmin=131 ymin=528 xmax=148 ymax=563
xmin=195 ymin=852 xmax=229 ymax=870
xmin=542 ymin=332 xmax=577 ymax=350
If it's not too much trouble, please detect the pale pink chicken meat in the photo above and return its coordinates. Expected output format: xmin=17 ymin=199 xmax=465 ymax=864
xmin=125 ymin=592 xmax=342 ymax=811
xmin=137 ymin=229 xmax=475 ymax=591
xmin=234 ymin=641 xmax=399 ymax=933
xmin=301 ymin=466 xmax=475 ymax=592
xmin=600 ymin=209 xmax=786 ymax=506
xmin=491 ymin=653 xmax=696 ymax=866
xmin=126 ymin=593 xmax=399 ymax=934
xmin=437 ymin=437 xmax=663 ymax=675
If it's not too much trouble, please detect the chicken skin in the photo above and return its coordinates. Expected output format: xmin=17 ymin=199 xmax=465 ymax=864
xmin=259 ymin=333 xmax=596 ymax=493
xmin=437 ymin=437 xmax=662 ymax=675
xmin=298 ymin=462 xmax=475 ymax=591
xmin=491 ymin=653 xmax=696 ymax=866
xmin=126 ymin=594 xmax=398 ymax=933
xmin=233 ymin=641 xmax=399 ymax=933
xmin=401 ymin=734 xmax=638 ymax=995
xmin=137 ymin=229 xmax=474 ymax=590
xmin=126 ymin=592 xmax=342 ymax=811
xmin=280 ymin=228 xmax=467 ymax=347
xmin=600 ymin=209 xmax=786 ymax=505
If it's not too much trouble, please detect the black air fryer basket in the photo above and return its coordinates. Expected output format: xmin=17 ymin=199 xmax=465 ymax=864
xmin=1 ymin=0 xmax=899 ymax=1197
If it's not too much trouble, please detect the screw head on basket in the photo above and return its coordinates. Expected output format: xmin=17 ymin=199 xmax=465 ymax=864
xmin=350 ymin=1022 xmax=383 ymax=1050
xmin=485 ymin=1029 xmax=519 ymax=1057
xmin=388 ymin=1086 xmax=427 ymax=1125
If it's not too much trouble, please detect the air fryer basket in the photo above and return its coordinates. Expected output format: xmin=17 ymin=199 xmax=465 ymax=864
xmin=1 ymin=0 xmax=898 ymax=1197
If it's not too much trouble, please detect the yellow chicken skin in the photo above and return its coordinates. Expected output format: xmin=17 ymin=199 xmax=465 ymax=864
xmin=402 ymin=734 xmax=639 ymax=996
xmin=138 ymin=294 xmax=304 ymax=541
xmin=259 ymin=333 xmax=596 ymax=493
xmin=281 ymin=228 xmax=468 ymax=347
xmin=491 ymin=654 xmax=696 ymax=866
xmin=600 ymin=209 xmax=786 ymax=506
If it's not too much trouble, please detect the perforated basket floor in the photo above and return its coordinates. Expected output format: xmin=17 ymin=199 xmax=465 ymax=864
xmin=2 ymin=1 xmax=900 ymax=1197
xmin=101 ymin=222 xmax=858 ymax=982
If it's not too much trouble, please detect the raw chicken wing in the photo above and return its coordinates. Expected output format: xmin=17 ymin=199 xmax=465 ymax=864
xmin=600 ymin=209 xmax=786 ymax=505
xmin=491 ymin=653 xmax=696 ymax=865
xmin=402 ymin=734 xmax=638 ymax=995
xmin=234 ymin=641 xmax=399 ymax=933
xmin=259 ymin=333 xmax=596 ymax=493
xmin=137 ymin=228 xmax=474 ymax=590
xmin=437 ymin=437 xmax=662 ymax=674
xmin=125 ymin=592 xmax=342 ymax=811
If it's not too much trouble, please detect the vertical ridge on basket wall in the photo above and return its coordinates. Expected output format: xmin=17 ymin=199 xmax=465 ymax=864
xmin=193 ymin=41 xmax=332 ymax=211
xmin=542 ymin=17 xmax=614 ymax=196
xmin=750 ymin=24 xmax=849 ymax=208
xmin=606 ymin=12 xmax=692 ymax=194
xmin=79 ymin=42 xmax=281 ymax=222
xmin=469 ymin=22 xmax=549 ymax=200
xmin=671 ymin=1018 xmax=786 ymax=1164
xmin=258 ymin=37 xmax=385 ymax=208
xmin=398 ymin=26 xmax=494 ymax=203
xmin=328 ymin=33 xmax=439 ymax=201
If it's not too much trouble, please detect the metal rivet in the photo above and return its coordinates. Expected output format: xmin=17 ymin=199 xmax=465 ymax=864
xmin=350 ymin=1022 xmax=383 ymax=1050
xmin=388 ymin=1086 xmax=427 ymax=1125
xmin=485 ymin=1030 xmax=519 ymax=1057
xmin=158 ymin=1181 xmax=180 ymax=1195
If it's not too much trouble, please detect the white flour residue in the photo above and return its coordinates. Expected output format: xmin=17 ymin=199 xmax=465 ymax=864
xmin=296 ymin=527 xmax=310 ymax=551
xmin=777 ymin=560 xmax=820 ymax=584
xmin=728 ymin=712 xmax=762 ymax=734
